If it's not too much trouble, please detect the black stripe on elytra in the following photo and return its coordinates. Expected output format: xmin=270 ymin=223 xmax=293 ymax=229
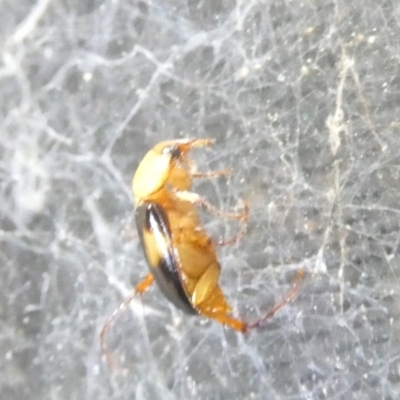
xmin=135 ymin=202 xmax=197 ymax=315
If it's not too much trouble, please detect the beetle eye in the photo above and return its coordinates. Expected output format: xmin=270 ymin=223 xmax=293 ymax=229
xmin=162 ymin=145 xmax=181 ymax=159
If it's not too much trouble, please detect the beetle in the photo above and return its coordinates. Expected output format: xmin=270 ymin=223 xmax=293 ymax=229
xmin=100 ymin=138 xmax=303 ymax=365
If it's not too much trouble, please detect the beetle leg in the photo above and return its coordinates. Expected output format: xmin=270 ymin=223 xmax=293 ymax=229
xmin=135 ymin=273 xmax=155 ymax=294
xmin=200 ymin=269 xmax=303 ymax=332
xmin=174 ymin=190 xmax=248 ymax=220
xmin=100 ymin=273 xmax=154 ymax=371
xmin=175 ymin=190 xmax=249 ymax=246
xmin=214 ymin=202 xmax=249 ymax=247
xmin=169 ymin=166 xmax=231 ymax=191
xmin=191 ymin=168 xmax=232 ymax=179
xmin=245 ymin=269 xmax=304 ymax=332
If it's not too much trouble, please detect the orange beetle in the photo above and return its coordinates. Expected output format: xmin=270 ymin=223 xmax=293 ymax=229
xmin=100 ymin=139 xmax=303 ymax=365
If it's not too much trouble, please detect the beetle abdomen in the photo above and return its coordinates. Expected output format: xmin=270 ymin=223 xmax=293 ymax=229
xmin=135 ymin=202 xmax=197 ymax=315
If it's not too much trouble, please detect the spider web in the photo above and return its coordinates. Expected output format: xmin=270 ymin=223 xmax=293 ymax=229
xmin=1 ymin=0 xmax=400 ymax=399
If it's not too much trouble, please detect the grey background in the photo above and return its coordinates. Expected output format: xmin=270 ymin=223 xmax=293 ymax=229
xmin=1 ymin=0 xmax=400 ymax=399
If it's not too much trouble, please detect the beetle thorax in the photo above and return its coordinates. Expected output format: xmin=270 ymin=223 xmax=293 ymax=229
xmin=132 ymin=149 xmax=172 ymax=203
